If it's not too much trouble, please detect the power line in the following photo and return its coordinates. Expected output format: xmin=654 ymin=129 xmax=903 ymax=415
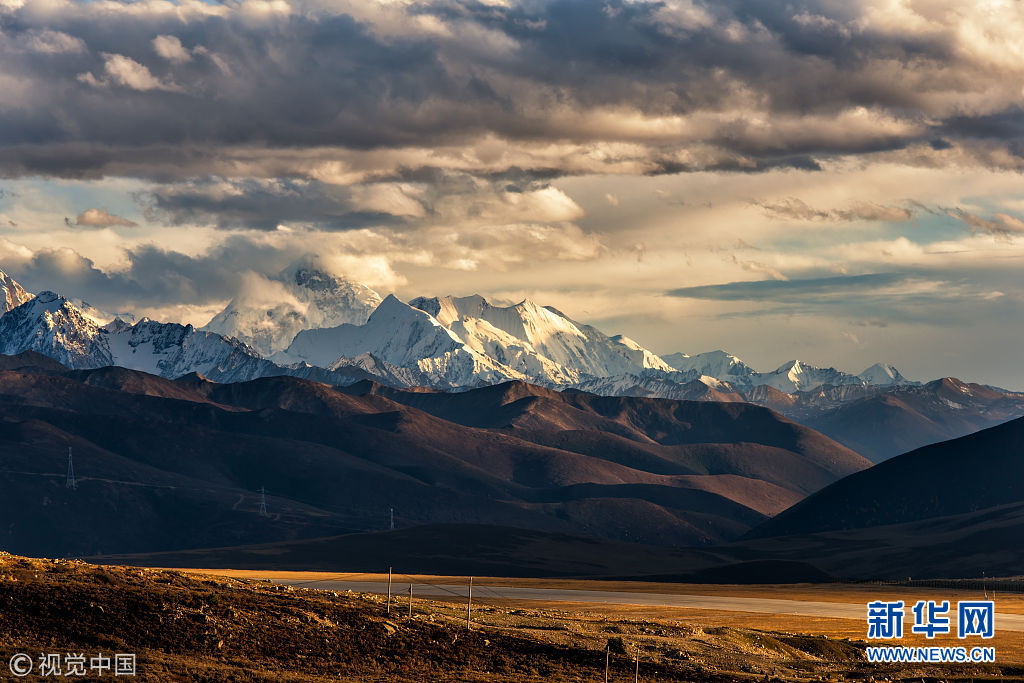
xmin=65 ymin=447 xmax=76 ymax=490
xmin=258 ymin=486 xmax=269 ymax=517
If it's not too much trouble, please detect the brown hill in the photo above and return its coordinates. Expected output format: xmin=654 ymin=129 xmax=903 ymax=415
xmin=748 ymin=411 xmax=1024 ymax=539
xmin=792 ymin=378 xmax=1024 ymax=462
xmin=0 ymin=353 xmax=868 ymax=558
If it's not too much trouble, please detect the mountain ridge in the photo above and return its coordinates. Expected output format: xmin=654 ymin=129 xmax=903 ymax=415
xmin=1 ymin=268 xmax=1020 ymax=463
xmin=0 ymin=352 xmax=868 ymax=556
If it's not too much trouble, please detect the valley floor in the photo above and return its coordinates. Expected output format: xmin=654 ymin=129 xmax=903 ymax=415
xmin=1 ymin=554 xmax=1021 ymax=681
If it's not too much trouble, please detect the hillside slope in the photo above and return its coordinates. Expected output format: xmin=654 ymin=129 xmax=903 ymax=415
xmin=0 ymin=354 xmax=867 ymax=557
xmin=748 ymin=412 xmax=1024 ymax=539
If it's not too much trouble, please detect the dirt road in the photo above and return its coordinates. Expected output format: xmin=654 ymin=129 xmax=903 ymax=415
xmin=272 ymin=579 xmax=1024 ymax=633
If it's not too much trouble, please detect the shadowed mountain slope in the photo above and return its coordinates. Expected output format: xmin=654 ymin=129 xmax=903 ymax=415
xmin=0 ymin=353 xmax=867 ymax=557
xmin=748 ymin=412 xmax=1024 ymax=539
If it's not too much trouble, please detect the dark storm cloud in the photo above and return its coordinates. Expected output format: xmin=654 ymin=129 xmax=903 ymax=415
xmin=755 ymin=198 xmax=913 ymax=223
xmin=666 ymin=271 xmax=1021 ymax=326
xmin=140 ymin=178 xmax=410 ymax=231
xmin=0 ymin=0 xmax=1021 ymax=190
xmin=667 ymin=273 xmax=913 ymax=302
xmin=8 ymin=236 xmax=304 ymax=309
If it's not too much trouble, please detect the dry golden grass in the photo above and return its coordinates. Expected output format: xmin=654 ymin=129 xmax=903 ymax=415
xmin=174 ymin=568 xmax=1024 ymax=613
xmin=171 ymin=569 xmax=1024 ymax=666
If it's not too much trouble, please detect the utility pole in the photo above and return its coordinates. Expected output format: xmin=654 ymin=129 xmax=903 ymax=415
xmin=604 ymin=645 xmax=610 ymax=683
xmin=466 ymin=576 xmax=473 ymax=630
xmin=386 ymin=567 xmax=392 ymax=615
xmin=634 ymin=647 xmax=639 ymax=683
xmin=407 ymin=584 xmax=413 ymax=618
xmin=65 ymin=447 xmax=76 ymax=490
xmin=258 ymin=486 xmax=269 ymax=517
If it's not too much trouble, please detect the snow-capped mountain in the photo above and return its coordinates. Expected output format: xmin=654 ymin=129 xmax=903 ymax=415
xmin=287 ymin=294 xmax=526 ymax=387
xmin=203 ymin=265 xmax=382 ymax=356
xmin=0 ymin=291 xmax=283 ymax=382
xmin=105 ymin=317 xmax=282 ymax=383
xmin=1 ymin=269 xmax=32 ymax=313
xmin=664 ymin=350 xmax=915 ymax=393
xmin=283 ymin=292 xmax=684 ymax=389
xmin=858 ymin=362 xmax=912 ymax=386
xmin=663 ymin=350 xmax=757 ymax=387
xmin=408 ymin=294 xmax=676 ymax=384
xmin=0 ymin=291 xmax=115 ymax=368
xmin=755 ymin=359 xmax=864 ymax=393
xmin=282 ymin=289 xmax=920 ymax=395
xmin=0 ymin=268 xmax=920 ymax=401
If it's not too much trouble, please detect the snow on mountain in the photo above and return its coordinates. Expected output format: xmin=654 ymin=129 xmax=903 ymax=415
xmin=0 ymin=270 xmax=32 ymax=313
xmin=572 ymin=369 xmax=746 ymax=402
xmin=0 ymin=269 xmax=922 ymax=398
xmin=661 ymin=349 xmax=915 ymax=393
xmin=203 ymin=265 xmax=382 ymax=356
xmin=104 ymin=317 xmax=278 ymax=383
xmin=0 ymin=291 xmax=114 ymax=368
xmin=409 ymin=294 xmax=676 ymax=384
xmin=858 ymin=362 xmax=915 ymax=386
xmin=753 ymin=359 xmax=862 ymax=393
xmin=70 ymin=299 xmax=138 ymax=327
xmin=0 ymin=291 xmax=285 ymax=382
xmin=286 ymin=294 xmax=525 ymax=387
xmin=663 ymin=350 xmax=757 ymax=387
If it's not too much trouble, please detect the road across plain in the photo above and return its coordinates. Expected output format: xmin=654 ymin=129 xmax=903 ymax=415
xmin=272 ymin=579 xmax=1024 ymax=633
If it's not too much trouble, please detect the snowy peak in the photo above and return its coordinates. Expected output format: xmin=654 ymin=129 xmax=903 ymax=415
xmin=288 ymin=294 xmax=467 ymax=370
xmin=0 ymin=289 xmax=276 ymax=382
xmin=662 ymin=349 xmax=915 ymax=393
xmin=608 ymin=335 xmax=676 ymax=372
xmin=409 ymin=294 xmax=489 ymax=327
xmin=0 ymin=291 xmax=113 ymax=368
xmin=757 ymin=359 xmax=858 ymax=393
xmin=105 ymin=317 xmax=273 ymax=382
xmin=411 ymin=293 xmax=675 ymax=382
xmin=202 ymin=265 xmax=382 ymax=355
xmin=859 ymin=362 xmax=913 ymax=386
xmin=664 ymin=350 xmax=757 ymax=385
xmin=0 ymin=270 xmax=32 ymax=313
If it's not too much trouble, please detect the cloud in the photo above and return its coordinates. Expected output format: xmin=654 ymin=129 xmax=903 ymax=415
xmin=152 ymin=35 xmax=192 ymax=64
xmin=946 ymin=208 xmax=1024 ymax=240
xmin=756 ymin=198 xmax=913 ymax=223
xmin=0 ymin=0 xmax=1022 ymax=183
xmin=731 ymin=256 xmax=787 ymax=281
xmin=19 ymin=29 xmax=86 ymax=54
xmin=77 ymin=53 xmax=182 ymax=92
xmin=840 ymin=330 xmax=862 ymax=346
xmin=667 ymin=273 xmax=912 ymax=302
xmin=138 ymin=173 xmax=586 ymax=234
xmin=68 ymin=208 xmax=138 ymax=228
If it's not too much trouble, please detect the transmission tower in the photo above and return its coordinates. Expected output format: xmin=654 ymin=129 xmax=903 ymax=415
xmin=65 ymin=447 xmax=77 ymax=490
xmin=258 ymin=486 xmax=269 ymax=517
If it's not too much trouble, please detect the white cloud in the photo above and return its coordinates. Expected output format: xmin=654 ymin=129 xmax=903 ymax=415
xmin=72 ymin=208 xmax=138 ymax=228
xmin=78 ymin=53 xmax=182 ymax=93
xmin=21 ymin=29 xmax=86 ymax=54
xmin=152 ymin=35 xmax=192 ymax=64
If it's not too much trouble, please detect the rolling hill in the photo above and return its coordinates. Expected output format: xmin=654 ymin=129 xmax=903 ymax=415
xmin=0 ymin=353 xmax=868 ymax=558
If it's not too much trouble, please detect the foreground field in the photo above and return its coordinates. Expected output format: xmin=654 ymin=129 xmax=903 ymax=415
xmin=1 ymin=554 xmax=1020 ymax=681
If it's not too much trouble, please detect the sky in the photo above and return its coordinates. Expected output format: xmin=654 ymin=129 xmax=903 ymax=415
xmin=2 ymin=0 xmax=1024 ymax=387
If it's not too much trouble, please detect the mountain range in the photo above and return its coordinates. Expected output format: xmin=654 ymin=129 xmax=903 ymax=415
xmin=0 ymin=352 xmax=867 ymax=557
xmin=16 ymin=353 xmax=1012 ymax=581
xmin=203 ymin=263 xmax=382 ymax=356
xmin=0 ymin=267 xmax=1022 ymax=462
